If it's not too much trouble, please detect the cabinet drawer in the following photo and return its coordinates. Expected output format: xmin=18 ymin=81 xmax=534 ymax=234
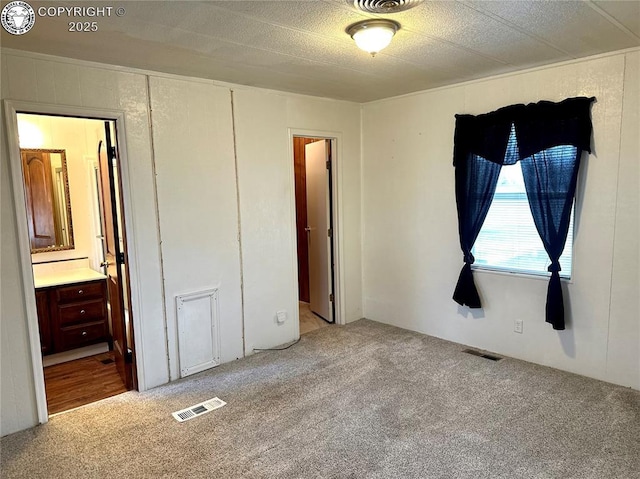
xmin=58 ymin=321 xmax=107 ymax=350
xmin=56 ymin=281 xmax=105 ymax=303
xmin=58 ymin=299 xmax=106 ymax=326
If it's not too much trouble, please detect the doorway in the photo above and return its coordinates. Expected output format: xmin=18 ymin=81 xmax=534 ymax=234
xmin=293 ymin=136 xmax=336 ymax=334
xmin=15 ymin=113 xmax=136 ymax=415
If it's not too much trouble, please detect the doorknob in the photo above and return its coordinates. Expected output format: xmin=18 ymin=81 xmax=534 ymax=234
xmin=100 ymin=260 xmax=111 ymax=267
xmin=305 ymin=227 xmax=311 ymax=232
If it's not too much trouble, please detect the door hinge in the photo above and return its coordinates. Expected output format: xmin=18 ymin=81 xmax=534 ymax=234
xmin=329 ymin=293 xmax=334 ymax=302
xmin=125 ymin=348 xmax=133 ymax=363
xmin=328 ymin=228 xmax=333 ymax=238
xmin=326 ymin=160 xmax=331 ymax=170
xmin=110 ymin=146 xmax=117 ymax=160
xmin=118 ymin=252 xmax=125 ymax=264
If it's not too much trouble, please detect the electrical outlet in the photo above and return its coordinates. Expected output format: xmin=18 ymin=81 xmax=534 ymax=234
xmin=514 ymin=319 xmax=524 ymax=334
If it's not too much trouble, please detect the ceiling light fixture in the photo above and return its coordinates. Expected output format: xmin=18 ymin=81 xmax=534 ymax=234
xmin=346 ymin=19 xmax=400 ymax=57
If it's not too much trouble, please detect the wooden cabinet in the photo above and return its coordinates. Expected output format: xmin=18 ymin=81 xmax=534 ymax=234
xmin=22 ymin=150 xmax=57 ymax=250
xmin=35 ymin=289 xmax=52 ymax=354
xmin=36 ymin=279 xmax=109 ymax=355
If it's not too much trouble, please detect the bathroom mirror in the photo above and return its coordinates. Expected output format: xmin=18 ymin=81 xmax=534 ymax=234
xmin=20 ymin=148 xmax=75 ymax=253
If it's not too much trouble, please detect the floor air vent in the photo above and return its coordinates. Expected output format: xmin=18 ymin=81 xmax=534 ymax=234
xmin=172 ymin=397 xmax=226 ymax=422
xmin=463 ymin=349 xmax=503 ymax=362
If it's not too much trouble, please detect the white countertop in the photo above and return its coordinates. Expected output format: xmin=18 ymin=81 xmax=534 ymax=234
xmin=34 ymin=268 xmax=107 ymax=289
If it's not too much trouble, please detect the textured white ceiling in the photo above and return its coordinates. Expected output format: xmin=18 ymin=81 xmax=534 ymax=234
xmin=2 ymin=0 xmax=639 ymax=102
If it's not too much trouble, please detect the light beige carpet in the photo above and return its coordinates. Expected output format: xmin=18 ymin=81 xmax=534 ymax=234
xmin=2 ymin=319 xmax=639 ymax=478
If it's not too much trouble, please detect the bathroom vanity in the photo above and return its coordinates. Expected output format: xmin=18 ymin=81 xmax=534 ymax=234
xmin=34 ymin=268 xmax=109 ymax=355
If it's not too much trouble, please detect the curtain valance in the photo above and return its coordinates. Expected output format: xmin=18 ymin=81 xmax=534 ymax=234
xmin=453 ymin=96 xmax=595 ymax=166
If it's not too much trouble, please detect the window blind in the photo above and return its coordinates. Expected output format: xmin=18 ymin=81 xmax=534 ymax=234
xmin=473 ymin=160 xmax=574 ymax=278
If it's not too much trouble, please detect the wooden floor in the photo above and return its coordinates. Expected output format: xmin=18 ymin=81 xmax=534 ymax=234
xmin=299 ymin=301 xmax=331 ymax=335
xmin=44 ymin=352 xmax=127 ymax=415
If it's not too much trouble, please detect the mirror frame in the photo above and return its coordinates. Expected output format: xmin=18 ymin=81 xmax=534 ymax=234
xmin=21 ymin=148 xmax=75 ymax=254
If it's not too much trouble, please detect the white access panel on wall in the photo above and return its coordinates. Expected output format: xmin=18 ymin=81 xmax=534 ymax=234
xmin=176 ymin=289 xmax=221 ymax=378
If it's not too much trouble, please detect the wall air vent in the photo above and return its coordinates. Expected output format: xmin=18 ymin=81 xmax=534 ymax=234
xmin=172 ymin=397 xmax=226 ymax=422
xmin=347 ymin=0 xmax=424 ymax=14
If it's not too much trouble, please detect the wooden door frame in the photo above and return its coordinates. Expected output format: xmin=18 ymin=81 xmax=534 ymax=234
xmin=4 ymin=100 xmax=144 ymax=425
xmin=288 ymin=129 xmax=345 ymax=336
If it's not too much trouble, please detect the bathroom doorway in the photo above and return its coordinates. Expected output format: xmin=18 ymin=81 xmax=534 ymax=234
xmin=15 ymin=113 xmax=136 ymax=415
xmin=292 ymin=135 xmax=337 ymax=334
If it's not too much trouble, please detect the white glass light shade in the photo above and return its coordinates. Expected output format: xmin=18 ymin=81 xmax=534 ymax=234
xmin=347 ymin=20 xmax=400 ymax=56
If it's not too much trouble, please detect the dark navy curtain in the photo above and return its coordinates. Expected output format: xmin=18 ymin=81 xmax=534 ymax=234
xmin=452 ymin=97 xmax=595 ymax=329
xmin=521 ymin=146 xmax=581 ymax=330
xmin=452 ymin=153 xmax=502 ymax=307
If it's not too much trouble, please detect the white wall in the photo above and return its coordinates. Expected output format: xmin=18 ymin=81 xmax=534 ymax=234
xmin=233 ymin=89 xmax=362 ymax=353
xmin=362 ymin=51 xmax=639 ymax=390
xmin=148 ymin=77 xmax=243 ymax=379
xmin=1 ymin=49 xmax=363 ymax=436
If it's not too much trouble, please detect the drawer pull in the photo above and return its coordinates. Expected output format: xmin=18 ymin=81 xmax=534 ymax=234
xmin=81 ymin=331 xmax=88 ymax=337
xmin=80 ymin=309 xmax=86 ymax=315
xmin=78 ymin=289 xmax=84 ymax=294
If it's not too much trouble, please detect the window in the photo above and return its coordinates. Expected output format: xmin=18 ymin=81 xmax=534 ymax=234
xmin=472 ymin=159 xmax=574 ymax=279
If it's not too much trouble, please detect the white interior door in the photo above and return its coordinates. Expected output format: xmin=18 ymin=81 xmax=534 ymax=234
xmin=305 ymin=140 xmax=332 ymax=321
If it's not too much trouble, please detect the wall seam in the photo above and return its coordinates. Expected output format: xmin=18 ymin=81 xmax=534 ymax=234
xmin=230 ymin=89 xmax=247 ymax=358
xmin=144 ymin=75 xmax=171 ymax=381
xmin=359 ymin=103 xmax=366 ymax=319
xmin=604 ymin=54 xmax=627 ymax=376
